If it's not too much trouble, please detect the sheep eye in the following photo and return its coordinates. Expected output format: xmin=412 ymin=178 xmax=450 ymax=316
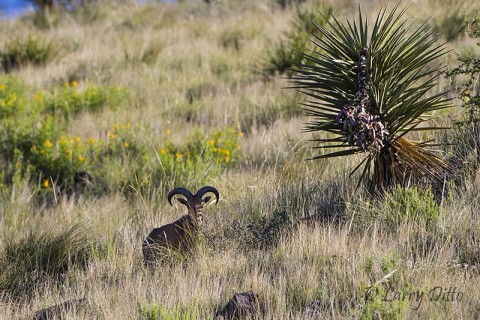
xmin=203 ymin=196 xmax=211 ymax=204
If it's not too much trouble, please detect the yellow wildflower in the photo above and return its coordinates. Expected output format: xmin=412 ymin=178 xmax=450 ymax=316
xmin=6 ymin=94 xmax=16 ymax=107
xmin=123 ymin=142 xmax=129 ymax=148
xmin=34 ymin=91 xmax=44 ymax=102
xmin=42 ymin=179 xmax=49 ymax=188
xmin=112 ymin=123 xmax=120 ymax=131
xmin=89 ymin=138 xmax=96 ymax=145
xmin=0 ymin=84 xmax=4 ymax=91
xmin=74 ymin=136 xmax=81 ymax=143
xmin=78 ymin=155 xmax=85 ymax=162
xmin=30 ymin=146 xmax=36 ymax=152
xmin=175 ymin=152 xmax=183 ymax=159
xmin=71 ymin=80 xmax=78 ymax=87
xmin=43 ymin=140 xmax=53 ymax=148
xmin=225 ymin=149 xmax=231 ymax=156
xmin=63 ymin=82 xmax=69 ymax=88
xmin=225 ymin=156 xmax=230 ymax=163
xmin=160 ymin=149 xmax=166 ymax=155
xmin=126 ymin=122 xmax=131 ymax=129
xmin=208 ymin=140 xmax=215 ymax=146
xmin=109 ymin=133 xmax=116 ymax=140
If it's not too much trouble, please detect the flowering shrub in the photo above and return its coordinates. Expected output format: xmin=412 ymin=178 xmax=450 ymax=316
xmin=156 ymin=128 xmax=242 ymax=182
xmin=0 ymin=75 xmax=243 ymax=198
xmin=0 ymin=76 xmax=126 ymax=193
xmin=125 ymin=127 xmax=243 ymax=195
xmin=204 ymin=127 xmax=242 ymax=165
xmin=29 ymin=135 xmax=90 ymax=188
xmin=105 ymin=122 xmax=144 ymax=160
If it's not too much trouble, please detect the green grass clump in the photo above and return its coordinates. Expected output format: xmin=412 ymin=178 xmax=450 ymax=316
xmin=0 ymin=223 xmax=93 ymax=299
xmin=138 ymin=302 xmax=200 ymax=320
xmin=43 ymin=81 xmax=127 ymax=119
xmin=0 ymin=36 xmax=58 ymax=73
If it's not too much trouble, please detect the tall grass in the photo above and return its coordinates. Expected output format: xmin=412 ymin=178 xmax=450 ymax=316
xmin=0 ymin=223 xmax=93 ymax=299
xmin=0 ymin=0 xmax=479 ymax=319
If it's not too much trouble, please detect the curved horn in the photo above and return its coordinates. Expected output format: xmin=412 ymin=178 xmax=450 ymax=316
xmin=195 ymin=186 xmax=219 ymax=204
xmin=168 ymin=188 xmax=194 ymax=206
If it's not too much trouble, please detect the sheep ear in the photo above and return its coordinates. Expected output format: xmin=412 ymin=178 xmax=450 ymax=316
xmin=177 ymin=198 xmax=189 ymax=206
xmin=203 ymin=196 xmax=211 ymax=204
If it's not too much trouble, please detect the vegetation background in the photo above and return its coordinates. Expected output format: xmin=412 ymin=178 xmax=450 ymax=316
xmin=0 ymin=0 xmax=479 ymax=318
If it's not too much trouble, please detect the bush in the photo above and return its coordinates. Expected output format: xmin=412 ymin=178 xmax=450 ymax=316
xmin=44 ymin=80 xmax=127 ymax=120
xmin=446 ymin=12 xmax=480 ymax=125
xmin=0 ymin=36 xmax=58 ymax=73
xmin=0 ymin=76 xmax=126 ymax=194
xmin=263 ymin=4 xmax=332 ymax=76
xmin=444 ymin=13 xmax=480 ymax=182
xmin=124 ymin=127 xmax=243 ymax=198
xmin=373 ymin=186 xmax=440 ymax=230
xmin=0 ymin=223 xmax=93 ymax=299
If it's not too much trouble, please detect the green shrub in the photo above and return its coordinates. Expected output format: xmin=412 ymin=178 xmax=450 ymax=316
xmin=374 ymin=186 xmax=440 ymax=230
xmin=0 ymin=223 xmax=93 ymax=299
xmin=446 ymin=12 xmax=480 ymax=125
xmin=0 ymin=36 xmax=58 ymax=73
xmin=0 ymin=76 xmax=127 ymax=194
xmin=442 ymin=13 xmax=480 ymax=189
xmin=44 ymin=81 xmax=127 ymax=119
xmin=124 ymin=127 xmax=242 ymax=197
xmin=361 ymin=254 xmax=410 ymax=319
xmin=263 ymin=5 xmax=332 ymax=76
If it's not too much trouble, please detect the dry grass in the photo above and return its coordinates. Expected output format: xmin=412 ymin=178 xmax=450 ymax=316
xmin=0 ymin=0 xmax=479 ymax=319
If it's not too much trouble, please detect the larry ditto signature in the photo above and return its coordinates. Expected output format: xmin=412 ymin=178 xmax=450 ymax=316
xmin=364 ymin=285 xmax=463 ymax=310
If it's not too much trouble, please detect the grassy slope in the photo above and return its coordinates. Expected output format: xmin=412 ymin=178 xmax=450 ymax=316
xmin=0 ymin=0 xmax=479 ymax=319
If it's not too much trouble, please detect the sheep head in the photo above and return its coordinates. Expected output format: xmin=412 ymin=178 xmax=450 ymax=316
xmin=167 ymin=186 xmax=219 ymax=225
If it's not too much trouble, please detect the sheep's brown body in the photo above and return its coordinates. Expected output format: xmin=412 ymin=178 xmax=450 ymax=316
xmin=142 ymin=186 xmax=219 ymax=265
xmin=142 ymin=215 xmax=199 ymax=264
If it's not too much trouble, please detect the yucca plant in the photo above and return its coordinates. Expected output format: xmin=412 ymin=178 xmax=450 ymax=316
xmin=292 ymin=5 xmax=451 ymax=190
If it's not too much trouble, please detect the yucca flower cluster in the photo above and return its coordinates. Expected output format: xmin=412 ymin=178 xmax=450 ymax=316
xmin=335 ymin=48 xmax=388 ymax=154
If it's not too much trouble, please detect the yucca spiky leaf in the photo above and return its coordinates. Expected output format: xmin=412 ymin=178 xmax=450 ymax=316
xmin=292 ymin=4 xmax=451 ymax=189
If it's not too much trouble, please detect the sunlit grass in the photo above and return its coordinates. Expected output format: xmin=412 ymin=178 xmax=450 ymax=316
xmin=0 ymin=0 xmax=479 ymax=319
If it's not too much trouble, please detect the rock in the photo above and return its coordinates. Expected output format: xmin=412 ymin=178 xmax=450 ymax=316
xmin=214 ymin=291 xmax=260 ymax=320
xmin=33 ymin=298 xmax=87 ymax=320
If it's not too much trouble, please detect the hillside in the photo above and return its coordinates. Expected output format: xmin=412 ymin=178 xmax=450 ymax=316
xmin=0 ymin=0 xmax=479 ymax=319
